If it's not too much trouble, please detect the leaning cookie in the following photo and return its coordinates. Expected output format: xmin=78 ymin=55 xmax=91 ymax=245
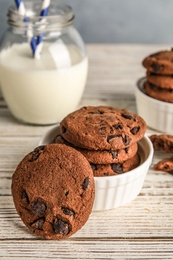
xmin=11 ymin=144 xmax=95 ymax=240
xmin=60 ymin=106 xmax=146 ymax=150
xmin=90 ymin=153 xmax=140 ymax=177
xmin=150 ymin=134 xmax=173 ymax=153
xmin=55 ymin=134 xmax=138 ymax=164
xmin=144 ymin=81 xmax=173 ymax=103
xmin=143 ymin=50 xmax=173 ymax=75
xmin=154 ymin=157 xmax=173 ymax=174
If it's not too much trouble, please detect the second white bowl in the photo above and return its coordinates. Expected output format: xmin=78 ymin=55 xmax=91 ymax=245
xmin=135 ymin=77 xmax=173 ymax=133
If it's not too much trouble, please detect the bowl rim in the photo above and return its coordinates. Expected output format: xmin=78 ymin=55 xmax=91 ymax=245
xmin=39 ymin=126 xmax=153 ymax=181
xmin=136 ymin=77 xmax=173 ymax=107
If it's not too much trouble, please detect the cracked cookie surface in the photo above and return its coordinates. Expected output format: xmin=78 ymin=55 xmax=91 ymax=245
xmin=60 ymin=106 xmax=146 ymax=150
xmin=11 ymin=144 xmax=94 ymax=240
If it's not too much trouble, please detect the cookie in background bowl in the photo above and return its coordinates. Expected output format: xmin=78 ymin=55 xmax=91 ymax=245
xmin=142 ymin=49 xmax=173 ymax=103
xmin=144 ymin=81 xmax=173 ymax=103
xmin=136 ymin=48 xmax=173 ymax=133
xmin=142 ymin=50 xmax=173 ymax=75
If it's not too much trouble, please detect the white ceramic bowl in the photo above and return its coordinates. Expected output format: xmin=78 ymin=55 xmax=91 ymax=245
xmin=135 ymin=77 xmax=173 ymax=133
xmin=39 ymin=126 xmax=153 ymax=211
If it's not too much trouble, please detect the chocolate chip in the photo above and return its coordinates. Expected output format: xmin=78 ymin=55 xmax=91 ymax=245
xmin=122 ymin=135 xmax=131 ymax=146
xmin=130 ymin=126 xmax=140 ymax=135
xmin=151 ymin=63 xmax=161 ymax=72
xmin=89 ymin=110 xmax=104 ymax=115
xmin=124 ymin=148 xmax=129 ymax=153
xmin=113 ymin=124 xmax=123 ymax=130
xmin=62 ymin=207 xmax=75 ymax=216
xmin=82 ymin=177 xmax=89 ymax=190
xmin=21 ymin=190 xmax=29 ymax=204
xmin=149 ymin=72 xmax=156 ymax=76
xmin=61 ymin=126 xmax=67 ymax=133
xmin=90 ymin=163 xmax=97 ymax=171
xmin=98 ymin=110 xmax=104 ymax=114
xmin=29 ymin=152 xmax=40 ymax=162
xmin=65 ymin=190 xmax=69 ymax=197
xmin=30 ymin=217 xmax=45 ymax=230
xmin=29 ymin=145 xmax=45 ymax=162
xmin=111 ymin=163 xmax=123 ymax=174
xmin=29 ymin=146 xmax=45 ymax=162
xmin=53 ymin=216 xmax=69 ymax=235
xmin=99 ymin=127 xmax=106 ymax=131
xmin=34 ymin=146 xmax=45 ymax=153
xmin=32 ymin=199 xmax=47 ymax=215
xmin=121 ymin=113 xmax=134 ymax=120
xmin=110 ymin=150 xmax=118 ymax=159
xmin=107 ymin=134 xmax=121 ymax=143
xmin=150 ymin=83 xmax=157 ymax=90
xmin=158 ymin=141 xmax=164 ymax=148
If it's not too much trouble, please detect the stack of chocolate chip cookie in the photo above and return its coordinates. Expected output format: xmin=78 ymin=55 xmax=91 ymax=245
xmin=56 ymin=106 xmax=146 ymax=176
xmin=142 ymin=49 xmax=173 ymax=103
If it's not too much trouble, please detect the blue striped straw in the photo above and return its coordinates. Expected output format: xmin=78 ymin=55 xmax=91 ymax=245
xmin=14 ymin=0 xmax=26 ymax=16
xmin=14 ymin=0 xmax=51 ymax=59
xmin=32 ymin=0 xmax=51 ymax=59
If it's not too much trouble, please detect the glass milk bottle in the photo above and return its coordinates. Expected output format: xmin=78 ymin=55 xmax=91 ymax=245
xmin=0 ymin=1 xmax=88 ymax=125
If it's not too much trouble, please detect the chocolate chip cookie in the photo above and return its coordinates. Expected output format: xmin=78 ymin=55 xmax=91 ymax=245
xmin=90 ymin=153 xmax=140 ymax=177
xmin=55 ymin=134 xmax=138 ymax=164
xmin=144 ymin=81 xmax=173 ymax=103
xmin=11 ymin=144 xmax=95 ymax=240
xmin=60 ymin=106 xmax=146 ymax=150
xmin=150 ymin=134 xmax=173 ymax=153
xmin=147 ymin=72 xmax=173 ymax=89
xmin=143 ymin=50 xmax=173 ymax=75
xmin=154 ymin=157 xmax=173 ymax=174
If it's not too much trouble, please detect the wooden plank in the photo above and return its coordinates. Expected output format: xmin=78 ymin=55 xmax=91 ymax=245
xmin=0 ymin=240 xmax=173 ymax=259
xmin=0 ymin=137 xmax=40 ymax=171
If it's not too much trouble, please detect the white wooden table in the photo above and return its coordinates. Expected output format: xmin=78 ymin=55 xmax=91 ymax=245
xmin=0 ymin=44 xmax=173 ymax=259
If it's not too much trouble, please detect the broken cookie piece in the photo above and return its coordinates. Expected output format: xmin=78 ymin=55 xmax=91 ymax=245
xmin=150 ymin=134 xmax=173 ymax=153
xmin=154 ymin=157 xmax=173 ymax=174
